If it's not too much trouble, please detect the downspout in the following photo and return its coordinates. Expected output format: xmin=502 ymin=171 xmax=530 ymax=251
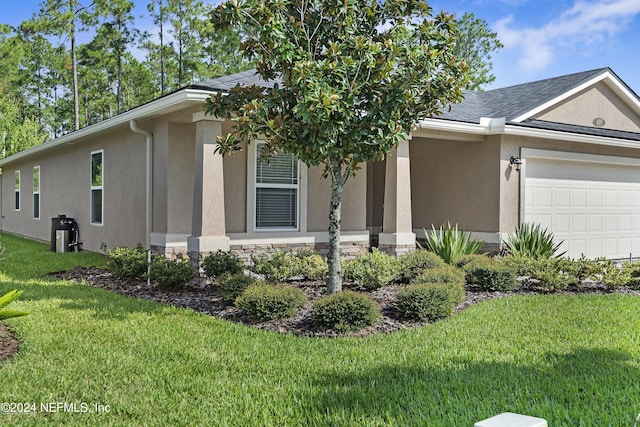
xmin=129 ymin=120 xmax=153 ymax=249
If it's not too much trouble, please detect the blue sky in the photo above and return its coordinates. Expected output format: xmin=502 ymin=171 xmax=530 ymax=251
xmin=4 ymin=0 xmax=640 ymax=93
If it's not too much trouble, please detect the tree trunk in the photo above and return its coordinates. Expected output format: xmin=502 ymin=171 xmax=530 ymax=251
xmin=70 ymin=0 xmax=80 ymax=130
xmin=327 ymin=164 xmax=345 ymax=294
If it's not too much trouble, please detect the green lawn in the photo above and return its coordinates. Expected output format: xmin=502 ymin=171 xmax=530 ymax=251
xmin=1 ymin=233 xmax=639 ymax=426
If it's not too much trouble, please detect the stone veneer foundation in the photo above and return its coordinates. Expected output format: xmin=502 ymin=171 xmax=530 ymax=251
xmin=152 ymin=240 xmax=370 ymax=265
xmin=229 ymin=240 xmax=369 ymax=263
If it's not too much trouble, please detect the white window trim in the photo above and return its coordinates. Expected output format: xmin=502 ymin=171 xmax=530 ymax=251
xmin=247 ymin=142 xmax=307 ymax=233
xmin=14 ymin=170 xmax=20 ymax=211
xmin=33 ymin=166 xmax=40 ymax=220
xmin=90 ymin=149 xmax=104 ymax=226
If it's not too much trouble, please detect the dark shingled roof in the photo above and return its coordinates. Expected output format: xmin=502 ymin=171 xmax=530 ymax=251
xmin=189 ymin=69 xmax=281 ymax=92
xmin=440 ymin=68 xmax=612 ymax=123
xmin=188 ymin=67 xmax=640 ymax=141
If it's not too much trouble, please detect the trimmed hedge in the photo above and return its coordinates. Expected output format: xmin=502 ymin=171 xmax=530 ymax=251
xmin=343 ymin=248 xmax=399 ymax=290
xmin=311 ymin=291 xmax=380 ymax=332
xmin=398 ymin=250 xmax=446 ymax=283
xmin=235 ymin=285 xmax=307 ymax=321
xmin=107 ymin=243 xmax=148 ymax=280
xmin=202 ymin=250 xmax=244 ymax=280
xmin=217 ymin=272 xmax=258 ymax=305
xmin=149 ymin=256 xmax=195 ymax=289
xmin=410 ymin=266 xmax=465 ymax=305
xmin=467 ymin=260 xmax=517 ymax=292
xmin=395 ymin=283 xmax=455 ymax=322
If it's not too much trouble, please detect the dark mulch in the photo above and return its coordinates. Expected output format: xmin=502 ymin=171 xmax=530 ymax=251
xmin=46 ymin=267 xmax=640 ymax=338
xmin=2 ymin=268 xmax=640 ymax=362
xmin=0 ymin=323 xmax=20 ymax=364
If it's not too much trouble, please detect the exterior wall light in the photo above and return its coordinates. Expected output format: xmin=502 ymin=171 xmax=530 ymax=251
xmin=510 ymin=156 xmax=522 ymax=172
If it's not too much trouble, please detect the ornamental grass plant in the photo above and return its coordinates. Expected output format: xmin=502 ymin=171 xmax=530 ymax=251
xmin=423 ymin=222 xmax=484 ymax=265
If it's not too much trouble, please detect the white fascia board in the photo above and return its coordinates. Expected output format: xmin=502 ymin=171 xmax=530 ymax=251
xmin=416 ymin=117 xmax=504 ymax=136
xmin=505 ymin=124 xmax=640 ymax=150
xmin=0 ymin=89 xmax=214 ymax=167
xmin=511 ymin=70 xmax=640 ymax=123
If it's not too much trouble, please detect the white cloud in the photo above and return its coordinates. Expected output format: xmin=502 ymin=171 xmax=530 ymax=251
xmin=494 ymin=0 xmax=640 ymax=72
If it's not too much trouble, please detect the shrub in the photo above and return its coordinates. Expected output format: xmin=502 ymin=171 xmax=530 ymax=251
xmin=398 ymin=250 xmax=446 ymax=283
xmin=343 ymin=248 xmax=400 ymax=290
xmin=149 ymin=256 xmax=195 ymax=289
xmin=466 ymin=260 xmax=517 ymax=292
xmin=410 ymin=266 xmax=465 ymax=305
xmin=0 ymin=290 xmax=29 ymax=320
xmin=311 ymin=291 xmax=380 ymax=332
xmin=235 ymin=285 xmax=307 ymax=321
xmin=394 ymin=284 xmax=455 ymax=322
xmin=626 ymin=262 xmax=640 ymax=289
xmin=250 ymin=252 xmax=297 ymax=283
xmin=563 ymin=255 xmax=607 ymax=282
xmin=422 ymin=222 xmax=484 ymax=264
xmin=527 ymin=257 xmax=577 ymax=292
xmin=503 ymin=223 xmax=565 ymax=259
xmin=495 ymin=253 xmax=537 ymax=276
xmin=291 ymin=251 xmax=328 ymax=280
xmin=454 ymin=254 xmax=492 ymax=270
xmin=202 ymin=250 xmax=244 ymax=280
xmin=108 ymin=243 xmax=148 ymax=280
xmin=217 ymin=272 xmax=259 ymax=305
xmin=599 ymin=261 xmax=631 ymax=288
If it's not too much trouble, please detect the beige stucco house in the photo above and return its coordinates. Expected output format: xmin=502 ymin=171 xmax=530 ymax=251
xmin=2 ymin=67 xmax=640 ymax=260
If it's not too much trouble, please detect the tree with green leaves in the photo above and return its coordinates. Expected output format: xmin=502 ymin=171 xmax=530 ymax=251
xmin=29 ymin=0 xmax=98 ymax=131
xmin=0 ymin=89 xmax=46 ymax=159
xmin=455 ymin=13 xmax=503 ymax=91
xmin=207 ymin=0 xmax=470 ymax=293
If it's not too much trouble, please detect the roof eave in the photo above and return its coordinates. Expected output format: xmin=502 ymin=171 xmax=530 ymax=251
xmin=0 ymin=88 xmax=215 ymax=167
xmin=418 ymin=117 xmax=640 ymax=149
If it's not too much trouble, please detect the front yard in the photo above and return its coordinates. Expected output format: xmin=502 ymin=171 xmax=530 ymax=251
xmin=0 ymin=233 xmax=639 ymax=426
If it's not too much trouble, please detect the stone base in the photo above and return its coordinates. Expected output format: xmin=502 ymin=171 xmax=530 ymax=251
xmin=378 ymin=232 xmax=416 ymax=256
xmin=378 ymin=243 xmax=416 ymax=256
xmin=150 ymin=245 xmax=188 ymax=260
xmin=230 ymin=240 xmax=370 ymax=264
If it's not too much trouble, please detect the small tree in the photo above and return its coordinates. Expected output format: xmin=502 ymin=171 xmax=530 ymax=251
xmin=207 ymin=0 xmax=469 ymax=293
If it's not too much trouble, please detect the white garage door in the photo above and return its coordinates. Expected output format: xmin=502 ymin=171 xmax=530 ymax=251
xmin=524 ymin=155 xmax=640 ymax=259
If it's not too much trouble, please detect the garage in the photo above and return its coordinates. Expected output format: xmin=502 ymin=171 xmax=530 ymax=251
xmin=522 ymin=149 xmax=640 ymax=259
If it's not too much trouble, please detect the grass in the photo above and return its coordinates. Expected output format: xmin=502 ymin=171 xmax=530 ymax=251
xmin=0 ymin=232 xmax=639 ymax=426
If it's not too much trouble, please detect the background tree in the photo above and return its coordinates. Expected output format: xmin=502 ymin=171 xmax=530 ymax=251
xmin=455 ymin=12 xmax=503 ymax=91
xmin=0 ymin=90 xmax=46 ymax=159
xmin=207 ymin=0 xmax=470 ymax=293
xmin=30 ymin=0 xmax=98 ymax=130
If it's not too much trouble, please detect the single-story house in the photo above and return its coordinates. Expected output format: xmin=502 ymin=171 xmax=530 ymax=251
xmin=1 ymin=67 xmax=640 ymax=260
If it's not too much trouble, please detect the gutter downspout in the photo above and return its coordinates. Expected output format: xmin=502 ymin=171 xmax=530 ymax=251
xmin=129 ymin=120 xmax=153 ymax=249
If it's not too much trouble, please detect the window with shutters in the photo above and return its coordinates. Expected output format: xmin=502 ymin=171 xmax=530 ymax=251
xmin=254 ymin=143 xmax=299 ymax=230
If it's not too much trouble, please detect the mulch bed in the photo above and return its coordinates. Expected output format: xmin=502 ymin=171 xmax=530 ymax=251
xmin=47 ymin=267 xmax=640 ymax=338
xmin=0 ymin=323 xmax=20 ymax=365
xmin=2 ymin=267 xmax=639 ymax=363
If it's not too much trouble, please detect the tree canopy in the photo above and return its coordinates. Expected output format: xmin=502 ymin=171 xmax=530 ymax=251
xmin=2 ymin=0 xmax=253 ymax=142
xmin=207 ymin=0 xmax=471 ymax=293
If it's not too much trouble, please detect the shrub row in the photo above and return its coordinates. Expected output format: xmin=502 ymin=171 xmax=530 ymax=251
xmin=107 ymin=244 xmax=195 ymax=288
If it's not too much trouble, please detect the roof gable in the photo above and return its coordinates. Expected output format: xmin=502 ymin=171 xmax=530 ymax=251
xmin=439 ymin=68 xmax=640 ymax=130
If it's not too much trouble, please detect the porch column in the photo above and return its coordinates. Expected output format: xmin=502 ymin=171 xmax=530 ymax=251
xmin=187 ymin=112 xmax=230 ymax=257
xmin=379 ymin=138 xmax=416 ymax=255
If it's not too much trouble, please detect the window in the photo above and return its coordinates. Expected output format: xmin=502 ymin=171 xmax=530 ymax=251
xmin=254 ymin=143 xmax=299 ymax=230
xmin=91 ymin=150 xmax=103 ymax=225
xmin=33 ymin=166 xmax=40 ymax=219
xmin=14 ymin=170 xmax=20 ymax=211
